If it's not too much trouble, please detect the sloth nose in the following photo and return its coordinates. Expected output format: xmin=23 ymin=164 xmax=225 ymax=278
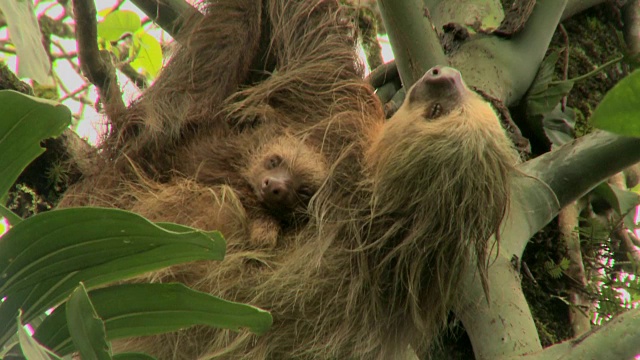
xmin=423 ymin=66 xmax=463 ymax=86
xmin=407 ymin=66 xmax=467 ymax=105
xmin=262 ymin=177 xmax=289 ymax=203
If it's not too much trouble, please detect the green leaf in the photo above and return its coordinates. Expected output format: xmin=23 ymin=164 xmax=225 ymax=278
xmin=17 ymin=311 xmax=62 ymax=360
xmin=0 ymin=203 xmax=23 ymax=225
xmin=35 ymin=283 xmax=273 ymax=356
xmin=591 ymin=69 xmax=640 ymax=137
xmin=529 ymin=50 xmax=560 ymax=96
xmin=544 ymin=259 xmax=566 ymax=279
xmin=0 ymin=91 xmax=70 ymax=199
xmin=542 ymin=104 xmax=576 ymax=147
xmin=0 ymin=207 xmax=225 ymax=344
xmin=0 ymin=207 xmax=225 ymax=294
xmin=527 ymin=80 xmax=574 ymax=117
xmin=131 ymin=32 xmax=163 ymax=77
xmin=526 ymin=51 xmax=576 ymax=116
xmin=98 ymin=10 xmax=141 ymax=42
xmin=66 ymin=284 xmax=112 ymax=360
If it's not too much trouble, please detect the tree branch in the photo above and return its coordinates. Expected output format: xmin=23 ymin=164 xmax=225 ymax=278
xmin=72 ymin=0 xmax=125 ymax=123
xmin=129 ymin=0 xmax=200 ymax=40
xmin=451 ymin=0 xmax=568 ymax=103
xmin=522 ymin=307 xmax=640 ymax=360
xmin=521 ymin=131 xmax=640 ymax=211
xmin=376 ymin=0 xmax=447 ymax=87
xmin=458 ymin=127 xmax=640 ymax=358
xmin=456 ymin=174 xmax=560 ymax=359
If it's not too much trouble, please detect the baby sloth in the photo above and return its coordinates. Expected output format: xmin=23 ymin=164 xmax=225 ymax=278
xmin=242 ymin=135 xmax=328 ymax=247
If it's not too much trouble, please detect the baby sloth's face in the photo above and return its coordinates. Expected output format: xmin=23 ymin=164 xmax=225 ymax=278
xmin=255 ymin=153 xmax=313 ymax=212
xmin=245 ymin=136 xmax=328 ymax=219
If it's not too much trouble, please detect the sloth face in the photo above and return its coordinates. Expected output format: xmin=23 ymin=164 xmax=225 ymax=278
xmin=386 ymin=66 xmax=500 ymax=134
xmin=244 ymin=136 xmax=328 ymax=219
xmin=406 ymin=66 xmax=468 ymax=120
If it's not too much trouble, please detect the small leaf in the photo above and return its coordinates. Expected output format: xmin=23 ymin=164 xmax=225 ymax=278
xmin=542 ymin=104 xmax=576 ymax=147
xmin=544 ymin=260 xmax=564 ymax=278
xmin=527 ymin=80 xmax=574 ymax=116
xmin=98 ymin=10 xmax=141 ymax=42
xmin=591 ymin=69 xmax=640 ymax=137
xmin=36 ymin=283 xmax=273 ymax=356
xmin=0 ymin=91 xmax=71 ymax=199
xmin=526 ymin=51 xmax=574 ymax=116
xmin=558 ymin=257 xmax=571 ymax=271
xmin=17 ymin=311 xmax=62 ymax=360
xmin=529 ymin=50 xmax=561 ymax=95
xmin=66 ymin=284 xmax=111 ymax=360
xmin=131 ymin=32 xmax=163 ymax=77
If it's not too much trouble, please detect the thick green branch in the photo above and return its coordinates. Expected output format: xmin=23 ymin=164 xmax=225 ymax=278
xmin=451 ymin=0 xmax=568 ymax=103
xmin=376 ymin=0 xmax=447 ymax=87
xmin=523 ymin=307 xmax=640 ymax=360
xmin=521 ymin=131 xmax=640 ymax=213
xmin=456 ymin=175 xmax=559 ymax=360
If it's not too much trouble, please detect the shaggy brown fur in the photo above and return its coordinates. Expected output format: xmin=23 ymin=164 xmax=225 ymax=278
xmin=179 ymin=131 xmax=328 ymax=248
xmin=63 ymin=1 xmax=519 ymax=359
xmin=103 ymin=0 xmax=269 ymax=176
xmin=241 ymin=135 xmax=328 ymax=247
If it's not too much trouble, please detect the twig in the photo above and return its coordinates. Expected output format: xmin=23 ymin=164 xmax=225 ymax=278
xmin=118 ymin=63 xmax=148 ymax=89
xmin=559 ymin=201 xmax=592 ymax=337
xmin=559 ymin=24 xmax=569 ymax=111
xmin=0 ymin=46 xmax=15 ymax=54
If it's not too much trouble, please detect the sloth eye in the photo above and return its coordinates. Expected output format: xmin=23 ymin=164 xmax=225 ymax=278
xmin=428 ymin=103 xmax=442 ymax=119
xmin=297 ymin=186 xmax=314 ymax=200
xmin=264 ymin=155 xmax=283 ymax=169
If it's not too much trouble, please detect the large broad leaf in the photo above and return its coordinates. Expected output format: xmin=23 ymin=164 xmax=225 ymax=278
xmin=35 ymin=283 xmax=273 ymax=356
xmin=131 ymin=32 xmax=163 ymax=77
xmin=0 ymin=91 xmax=71 ymax=199
xmin=0 ymin=207 xmax=225 ymax=344
xmin=98 ymin=10 xmax=141 ymax=42
xmin=0 ymin=1 xmax=51 ymax=84
xmin=66 ymin=284 xmax=111 ymax=360
xmin=591 ymin=69 xmax=640 ymax=137
xmin=17 ymin=311 xmax=62 ymax=360
xmin=0 ymin=203 xmax=22 ymax=225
